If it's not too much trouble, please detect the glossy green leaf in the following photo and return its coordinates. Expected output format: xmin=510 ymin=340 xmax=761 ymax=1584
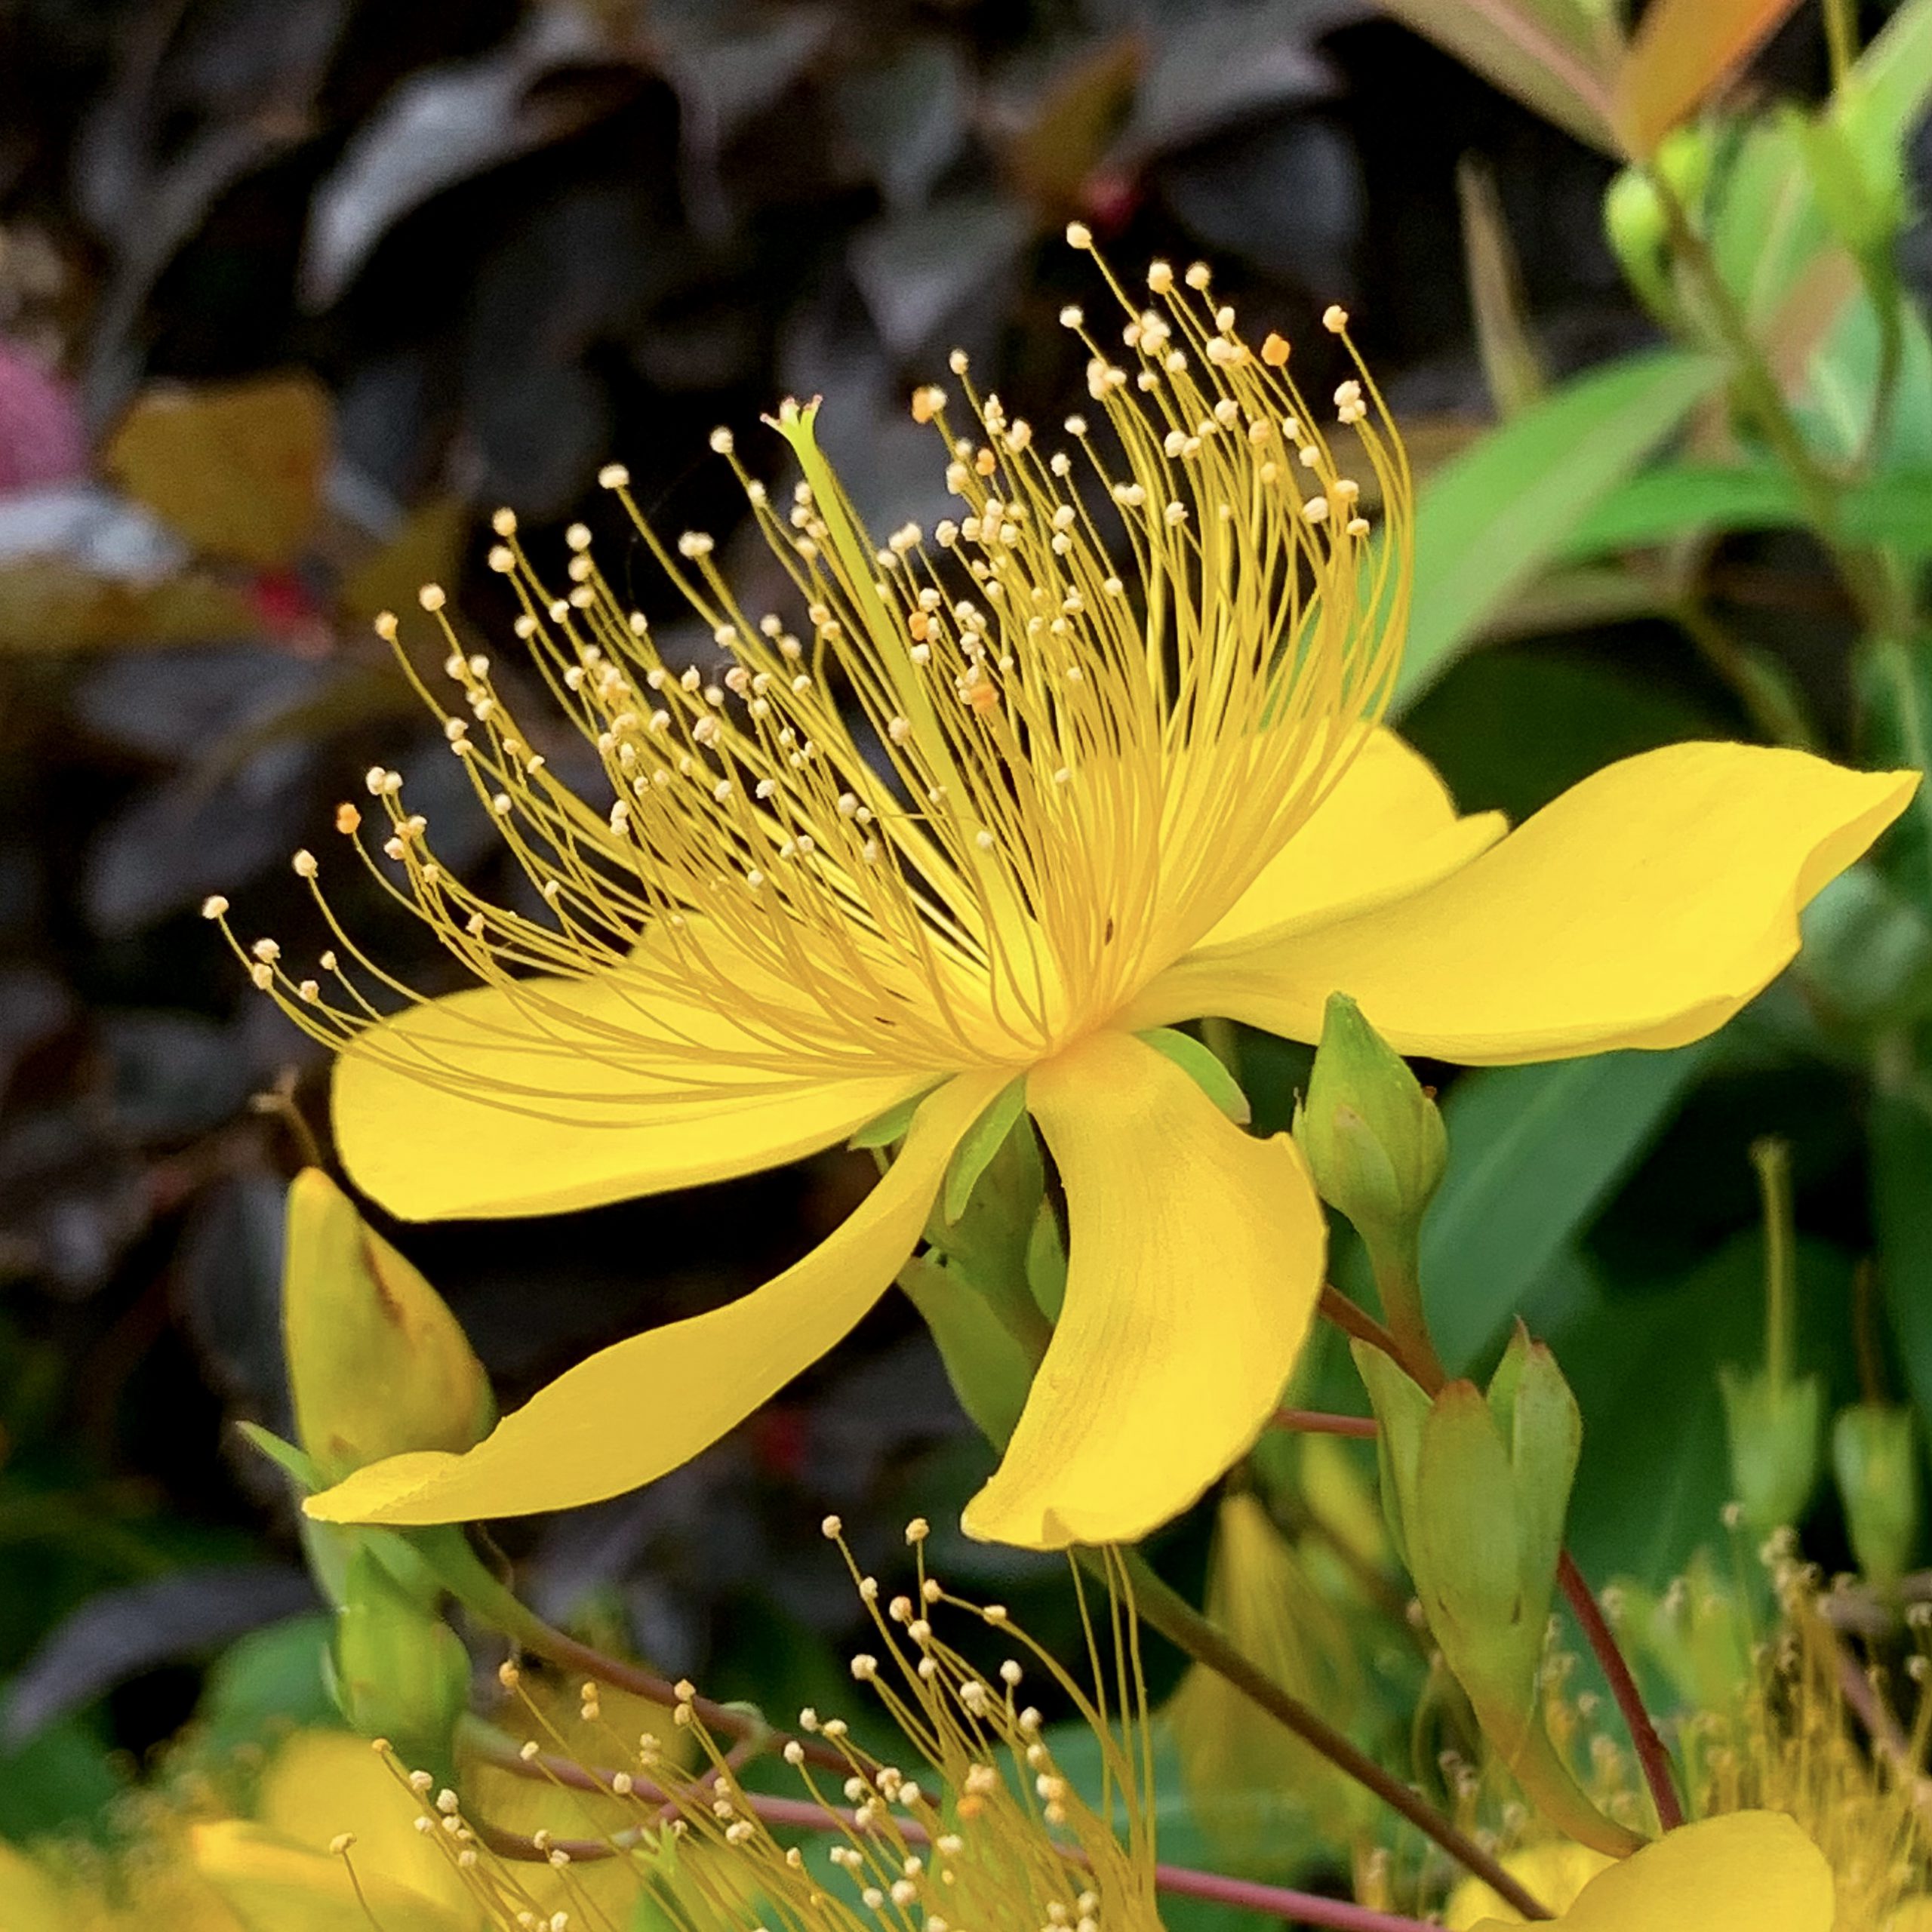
xmin=1869 ymin=1092 xmax=1932 ymax=1429
xmin=1394 ymin=349 xmax=1723 ymax=709
xmin=1553 ymin=1233 xmax=1856 ymax=1583
xmin=1408 ymin=1041 xmax=1718 ymax=1374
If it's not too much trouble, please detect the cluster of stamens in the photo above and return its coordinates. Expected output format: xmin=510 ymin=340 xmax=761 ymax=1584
xmin=355 ymin=1517 xmax=1161 ymax=1932
xmin=207 ymin=233 xmax=1411 ymax=1112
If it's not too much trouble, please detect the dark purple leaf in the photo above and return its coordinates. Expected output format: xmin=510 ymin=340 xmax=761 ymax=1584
xmin=3 ymin=1565 xmax=316 ymax=1746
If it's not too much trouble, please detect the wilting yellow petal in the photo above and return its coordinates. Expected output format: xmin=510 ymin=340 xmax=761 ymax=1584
xmin=1131 ymin=744 xmax=1915 ymax=1063
xmin=191 ymin=1822 xmax=475 ymax=1932
xmin=1466 ymin=1812 xmax=1834 ymax=1932
xmin=334 ymin=971 xmax=937 ymax=1220
xmin=1201 ymin=730 xmax=1505 ymax=949
xmin=307 ymin=1070 xmax=1008 ymax=1525
xmin=961 ymin=1029 xmax=1324 ymax=1548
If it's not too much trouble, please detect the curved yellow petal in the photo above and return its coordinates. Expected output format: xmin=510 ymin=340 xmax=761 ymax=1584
xmin=961 ymin=1029 xmax=1325 ymax=1549
xmin=334 ymin=971 xmax=939 ymax=1220
xmin=1202 ymin=730 xmax=1506 ymax=950
xmin=1467 ymin=1812 xmax=1834 ymax=1932
xmin=1129 ymin=743 xmax=1916 ymax=1063
xmin=306 ymin=1070 xmax=1008 ymax=1526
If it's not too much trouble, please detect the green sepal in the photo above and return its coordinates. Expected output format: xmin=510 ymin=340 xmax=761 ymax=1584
xmin=1350 ymin=1341 xmax=1432 ymax=1573
xmin=1832 ymin=1401 xmax=1921 ymax=1589
xmin=849 ymin=1088 xmax=934 ymax=1149
xmin=235 ymin=1420 xmax=321 ymax=1494
xmin=943 ymin=1078 xmax=1029 ymax=1224
xmin=332 ymin=1542 xmax=470 ymax=1781
xmin=1718 ymin=1364 xmax=1823 ymax=1534
xmin=1026 ymin=1197 xmax=1067 ymax=1322
xmin=924 ymin=1097 xmax=1044 ymax=1297
xmin=1136 ymin=1028 xmax=1251 ymax=1124
xmin=899 ymin=1253 xmax=1038 ymax=1449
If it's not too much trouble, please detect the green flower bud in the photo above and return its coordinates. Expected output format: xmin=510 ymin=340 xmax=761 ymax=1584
xmin=1719 ymin=1364 xmax=1823 ymax=1536
xmin=1355 ymin=1334 xmax=1641 ymax=1858
xmin=284 ymin=1168 xmax=494 ymax=1485
xmin=1603 ymin=128 xmax=1708 ymax=320
xmin=332 ymin=1542 xmax=471 ymax=1777
xmin=1294 ymin=992 xmax=1446 ymax=1261
xmin=1832 ymin=1402 xmax=1920 ymax=1589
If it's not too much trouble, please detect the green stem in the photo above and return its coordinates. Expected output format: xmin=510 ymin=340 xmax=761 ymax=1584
xmin=1823 ymin=0 xmax=1857 ymax=92
xmin=1095 ymin=1547 xmax=1552 ymax=1920
xmin=1752 ymin=1137 xmax=1796 ymax=1391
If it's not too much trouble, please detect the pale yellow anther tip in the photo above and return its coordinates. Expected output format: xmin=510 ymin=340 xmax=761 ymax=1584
xmin=1065 ymin=221 xmax=1093 ymax=249
xmin=417 ymin=583 xmax=445 ymax=613
xmin=1262 ymin=332 xmax=1291 ymax=367
xmin=200 ymin=894 xmax=229 ymax=919
xmin=373 ymin=610 xmax=398 ymax=640
xmin=820 ymin=1513 xmax=843 ymax=1538
xmin=597 ymin=463 xmax=629 ymax=489
xmin=1322 ymin=303 xmax=1349 ymax=332
xmin=328 ymin=1833 xmax=356 ymax=1857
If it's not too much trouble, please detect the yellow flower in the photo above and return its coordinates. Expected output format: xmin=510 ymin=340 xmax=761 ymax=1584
xmin=1461 ymin=1813 xmax=1834 ymax=1931
xmin=230 ymin=235 xmax=1915 ymax=1549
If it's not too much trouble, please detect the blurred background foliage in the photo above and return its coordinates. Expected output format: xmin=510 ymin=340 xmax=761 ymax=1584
xmin=5 ymin=0 xmax=1932 ymax=1894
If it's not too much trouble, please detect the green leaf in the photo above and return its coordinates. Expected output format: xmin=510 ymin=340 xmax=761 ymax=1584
xmin=1408 ymin=1041 xmax=1718 ymax=1374
xmin=1562 ymin=460 xmax=1932 ymax=561
xmin=943 ymin=1077 xmax=1028 ymax=1224
xmin=1561 ymin=463 xmax=1805 ymax=554
xmin=1137 ymin=1028 xmax=1250 ymax=1124
xmin=1837 ymin=0 xmax=1932 ymax=183
xmin=1869 ymin=1092 xmax=1932 ymax=1428
xmin=1394 ymin=349 xmax=1724 ymax=709
xmin=1553 ymin=1232 xmax=1857 ymax=1582
xmin=898 ymin=1254 xmax=1036 ymax=1448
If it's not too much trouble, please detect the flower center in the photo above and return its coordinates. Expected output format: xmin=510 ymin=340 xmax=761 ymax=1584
xmin=220 ymin=244 xmax=1411 ymax=1094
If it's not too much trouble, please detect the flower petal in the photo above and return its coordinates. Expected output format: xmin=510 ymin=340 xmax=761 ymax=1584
xmin=1467 ymin=1812 xmax=1834 ymax=1932
xmin=1202 ymin=729 xmax=1506 ymax=949
xmin=1129 ymin=743 xmax=1917 ymax=1063
xmin=334 ymin=972 xmax=940 ymax=1220
xmin=306 ymin=1070 xmax=1008 ymax=1526
xmin=961 ymin=1029 xmax=1325 ymax=1549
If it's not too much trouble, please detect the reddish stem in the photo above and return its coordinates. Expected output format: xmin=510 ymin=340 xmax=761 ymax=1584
xmin=1272 ymin=1407 xmax=1380 ymax=1439
xmin=471 ymin=1768 xmax=1440 ymax=1931
xmin=1318 ymin=1284 xmax=1404 ymax=1358
xmin=1555 ymin=1552 xmax=1682 ymax=1831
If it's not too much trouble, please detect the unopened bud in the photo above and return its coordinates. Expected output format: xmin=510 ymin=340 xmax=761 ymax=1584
xmin=283 ymin=1168 xmax=493 ymax=1484
xmin=1719 ymin=1365 xmax=1823 ymax=1536
xmin=1294 ymin=992 xmax=1446 ymax=1258
xmin=1832 ymin=1402 xmax=1919 ymax=1589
